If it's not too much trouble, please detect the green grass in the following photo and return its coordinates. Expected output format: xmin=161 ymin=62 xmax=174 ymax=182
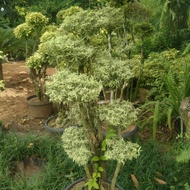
xmin=109 ymin=139 xmax=190 ymax=190
xmin=0 ymin=132 xmax=189 ymax=190
xmin=0 ymin=132 xmax=83 ymax=190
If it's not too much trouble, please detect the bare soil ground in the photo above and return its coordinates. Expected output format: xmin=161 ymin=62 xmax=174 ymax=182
xmin=0 ymin=61 xmax=55 ymax=134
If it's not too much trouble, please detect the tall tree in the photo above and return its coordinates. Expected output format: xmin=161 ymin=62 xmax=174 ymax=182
xmin=160 ymin=0 xmax=190 ymax=35
xmin=1 ymin=0 xmax=94 ymax=27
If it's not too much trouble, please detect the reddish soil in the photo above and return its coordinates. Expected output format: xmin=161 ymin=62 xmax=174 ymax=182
xmin=0 ymin=61 xmax=55 ymax=134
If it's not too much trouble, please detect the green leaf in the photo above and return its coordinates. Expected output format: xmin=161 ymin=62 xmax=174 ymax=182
xmin=84 ymin=180 xmax=93 ymax=190
xmin=97 ymin=172 xmax=101 ymax=177
xmin=92 ymin=156 xmax=100 ymax=161
xmin=93 ymin=181 xmax=99 ymax=189
xmin=106 ymin=129 xmax=116 ymax=139
xmin=98 ymin=166 xmax=104 ymax=172
xmin=85 ymin=178 xmax=99 ymax=190
xmin=93 ymin=172 xmax=97 ymax=178
xmin=100 ymin=155 xmax=107 ymax=161
xmin=101 ymin=139 xmax=106 ymax=151
xmin=94 ymin=163 xmax=99 ymax=168
xmin=167 ymin=108 xmax=173 ymax=131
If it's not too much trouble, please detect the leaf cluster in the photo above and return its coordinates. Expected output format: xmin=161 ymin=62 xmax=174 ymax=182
xmin=56 ymin=6 xmax=83 ymax=23
xmin=105 ymin=139 xmax=141 ymax=164
xmin=99 ymin=100 xmax=139 ymax=130
xmin=95 ymin=56 xmax=134 ymax=89
xmin=14 ymin=12 xmax=48 ymax=39
xmin=61 ymin=127 xmax=92 ymax=166
xmin=40 ymin=35 xmax=95 ymax=68
xmin=46 ymin=70 xmax=102 ymax=104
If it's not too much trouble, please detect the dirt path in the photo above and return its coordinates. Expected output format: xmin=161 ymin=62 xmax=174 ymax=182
xmin=0 ymin=61 xmax=55 ymax=133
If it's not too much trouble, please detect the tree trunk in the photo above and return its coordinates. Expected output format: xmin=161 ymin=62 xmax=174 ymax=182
xmin=179 ymin=97 xmax=190 ymax=139
xmin=0 ymin=62 xmax=3 ymax=80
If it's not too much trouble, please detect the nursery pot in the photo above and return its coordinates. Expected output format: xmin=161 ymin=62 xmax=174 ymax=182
xmin=65 ymin=178 xmax=124 ymax=190
xmin=45 ymin=114 xmax=79 ymax=133
xmin=44 ymin=115 xmax=65 ymax=133
xmin=26 ymin=95 xmax=53 ymax=118
xmin=121 ymin=125 xmax=139 ymax=138
xmin=102 ymin=125 xmax=139 ymax=139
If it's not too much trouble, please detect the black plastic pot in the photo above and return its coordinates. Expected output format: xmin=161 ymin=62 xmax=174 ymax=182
xmin=102 ymin=125 xmax=139 ymax=139
xmin=121 ymin=125 xmax=139 ymax=138
xmin=45 ymin=115 xmax=79 ymax=133
xmin=65 ymin=178 xmax=124 ymax=190
xmin=44 ymin=115 xmax=65 ymax=133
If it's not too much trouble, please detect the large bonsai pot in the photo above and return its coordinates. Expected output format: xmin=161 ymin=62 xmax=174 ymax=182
xmin=26 ymin=95 xmax=53 ymax=118
xmin=65 ymin=178 xmax=124 ymax=190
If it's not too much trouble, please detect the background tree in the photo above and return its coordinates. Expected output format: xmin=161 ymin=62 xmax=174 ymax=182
xmin=1 ymin=0 xmax=98 ymax=27
xmin=159 ymin=0 xmax=190 ymax=49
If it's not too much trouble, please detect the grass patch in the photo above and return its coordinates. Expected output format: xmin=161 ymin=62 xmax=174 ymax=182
xmin=109 ymin=139 xmax=190 ymax=190
xmin=0 ymin=132 xmax=189 ymax=189
xmin=0 ymin=132 xmax=83 ymax=189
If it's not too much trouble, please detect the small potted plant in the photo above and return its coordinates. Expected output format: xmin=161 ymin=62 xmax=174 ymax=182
xmin=45 ymin=69 xmax=141 ymax=189
xmin=26 ymin=52 xmax=53 ymax=118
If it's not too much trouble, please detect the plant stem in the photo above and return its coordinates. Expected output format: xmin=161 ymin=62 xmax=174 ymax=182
xmin=79 ymin=105 xmax=96 ymax=153
xmin=83 ymin=164 xmax=91 ymax=180
xmin=108 ymin=32 xmax=112 ymax=58
xmin=111 ymin=162 xmax=122 ymax=190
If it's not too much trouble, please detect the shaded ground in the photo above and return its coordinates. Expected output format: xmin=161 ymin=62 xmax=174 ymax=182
xmin=0 ymin=61 xmax=55 ymax=133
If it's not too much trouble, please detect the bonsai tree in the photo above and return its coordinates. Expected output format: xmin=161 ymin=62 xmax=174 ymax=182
xmin=14 ymin=12 xmax=49 ymax=58
xmin=45 ymin=70 xmax=141 ymax=189
xmin=25 ymin=25 xmax=57 ymax=101
xmin=26 ymin=52 xmax=49 ymax=101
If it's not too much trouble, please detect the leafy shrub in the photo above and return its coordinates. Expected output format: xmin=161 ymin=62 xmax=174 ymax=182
xmin=0 ymin=27 xmax=26 ymax=60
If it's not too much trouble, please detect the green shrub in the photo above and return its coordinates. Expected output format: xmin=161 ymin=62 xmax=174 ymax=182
xmin=0 ymin=27 xmax=26 ymax=60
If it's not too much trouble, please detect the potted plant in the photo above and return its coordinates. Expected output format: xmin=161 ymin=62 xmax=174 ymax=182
xmin=45 ymin=69 xmax=141 ymax=189
xmin=26 ymin=52 xmax=53 ymax=118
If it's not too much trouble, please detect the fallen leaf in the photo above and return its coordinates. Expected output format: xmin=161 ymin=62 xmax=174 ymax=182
xmin=27 ymin=143 xmax=34 ymax=148
xmin=154 ymin=177 xmax=167 ymax=185
xmin=20 ymin=118 xmax=27 ymax=124
xmin=155 ymin=171 xmax=162 ymax=177
xmin=131 ymin=174 xmax=139 ymax=189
